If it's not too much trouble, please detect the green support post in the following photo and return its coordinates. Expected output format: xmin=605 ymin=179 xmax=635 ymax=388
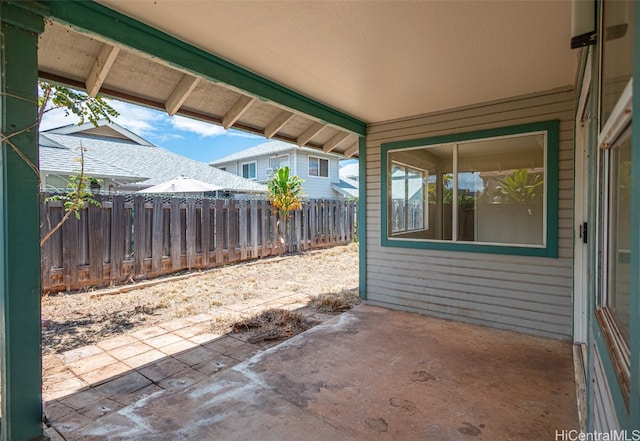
xmin=0 ymin=2 xmax=48 ymax=440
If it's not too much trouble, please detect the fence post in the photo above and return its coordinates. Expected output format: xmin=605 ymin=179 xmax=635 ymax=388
xmin=201 ymin=198 xmax=210 ymax=267
xmin=239 ymin=199 xmax=247 ymax=260
xmin=228 ymin=199 xmax=238 ymax=262
xmin=251 ymin=199 xmax=259 ymax=258
xmin=186 ymin=198 xmax=197 ymax=269
xmin=110 ymin=195 xmax=125 ymax=281
xmin=40 ymin=194 xmax=51 ymax=292
xmin=62 ymin=211 xmax=79 ymax=290
xmin=88 ymin=195 xmax=104 ymax=285
xmin=151 ymin=196 xmax=163 ymax=274
xmin=133 ymin=196 xmax=146 ymax=276
xmin=261 ymin=200 xmax=269 ymax=257
xmin=215 ymin=199 xmax=224 ymax=264
xmin=169 ymin=197 xmax=181 ymax=271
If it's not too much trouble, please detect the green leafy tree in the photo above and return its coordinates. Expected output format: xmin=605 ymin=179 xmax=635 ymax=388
xmin=38 ymin=82 xmax=119 ymax=245
xmin=495 ymin=168 xmax=543 ymax=209
xmin=267 ymin=166 xmax=304 ymax=256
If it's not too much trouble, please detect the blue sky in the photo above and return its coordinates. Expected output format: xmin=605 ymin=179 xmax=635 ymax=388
xmin=40 ymin=98 xmax=268 ymax=163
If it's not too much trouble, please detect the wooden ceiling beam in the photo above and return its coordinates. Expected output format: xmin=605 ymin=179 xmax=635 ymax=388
xmin=296 ymin=122 xmax=325 ymax=146
xmin=222 ymin=95 xmax=255 ymax=129
xmin=343 ymin=141 xmax=359 ymax=158
xmin=323 ymin=132 xmax=350 ymax=153
xmin=264 ymin=111 xmax=295 ymax=139
xmin=85 ymin=44 xmax=120 ymax=97
xmin=165 ymin=74 xmax=200 ymax=116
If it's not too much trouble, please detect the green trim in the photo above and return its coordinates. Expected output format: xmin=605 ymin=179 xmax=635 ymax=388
xmin=358 ymin=136 xmax=367 ymax=300
xmin=591 ymin=324 xmax=633 ymax=428
xmin=629 ymin=0 xmax=640 ymax=424
xmin=43 ymin=0 xmax=367 ymax=137
xmin=380 ymin=120 xmax=560 ymax=258
xmin=0 ymin=3 xmax=47 ymax=440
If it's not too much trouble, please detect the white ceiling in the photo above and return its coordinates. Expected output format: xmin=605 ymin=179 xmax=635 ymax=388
xmin=98 ymin=0 xmax=578 ymax=124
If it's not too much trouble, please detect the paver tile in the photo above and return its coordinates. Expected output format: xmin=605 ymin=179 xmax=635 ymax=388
xmin=188 ymin=332 xmax=223 ymax=345
xmin=59 ymin=389 xmax=103 ymax=410
xmin=79 ymin=361 xmax=130 ymax=386
xmin=186 ymin=313 xmax=214 ymax=323
xmin=158 ymin=339 xmax=198 ymax=356
xmin=94 ymin=371 xmax=152 ymax=397
xmin=203 ymin=335 xmax=246 ymax=354
xmin=49 ymin=411 xmax=95 ymax=439
xmin=172 ymin=324 xmax=208 ymax=339
xmin=44 ymin=400 xmax=75 ymax=422
xmin=172 ymin=345 xmax=217 ymax=366
xmin=113 ymin=383 xmax=164 ymax=406
xmin=58 ymin=345 xmax=104 ymax=364
xmin=122 ymin=349 xmax=166 ymax=369
xmin=192 ymin=353 xmax=238 ymax=375
xmin=97 ymin=334 xmax=139 ymax=351
xmin=138 ymin=357 xmax=190 ymax=383
xmin=109 ymin=341 xmax=154 ymax=361
xmin=129 ymin=326 xmax=167 ymax=340
xmin=67 ymin=352 xmax=119 ymax=376
xmin=158 ymin=318 xmax=193 ymax=332
xmin=157 ymin=368 xmax=208 ymax=392
xmin=145 ymin=333 xmax=184 ymax=349
xmin=43 ymin=377 xmax=88 ymax=401
xmin=77 ymin=397 xmax=124 ymax=420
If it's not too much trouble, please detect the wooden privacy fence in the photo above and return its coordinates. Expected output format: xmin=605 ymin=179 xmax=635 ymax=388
xmin=40 ymin=194 xmax=357 ymax=293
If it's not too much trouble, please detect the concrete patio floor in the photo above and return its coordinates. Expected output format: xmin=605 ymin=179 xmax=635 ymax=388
xmin=46 ymin=305 xmax=578 ymax=440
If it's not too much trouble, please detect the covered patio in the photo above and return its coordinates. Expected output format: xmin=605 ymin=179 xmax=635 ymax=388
xmin=44 ymin=305 xmax=578 ymax=440
xmin=1 ymin=1 xmax=637 ymax=438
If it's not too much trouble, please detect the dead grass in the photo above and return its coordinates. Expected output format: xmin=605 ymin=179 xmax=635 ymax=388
xmin=308 ymin=288 xmax=361 ymax=312
xmin=41 ymin=243 xmax=358 ymax=354
xmin=232 ymin=309 xmax=310 ymax=343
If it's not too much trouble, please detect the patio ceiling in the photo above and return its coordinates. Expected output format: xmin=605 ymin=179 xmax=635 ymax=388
xmin=39 ymin=1 xmax=577 ymax=159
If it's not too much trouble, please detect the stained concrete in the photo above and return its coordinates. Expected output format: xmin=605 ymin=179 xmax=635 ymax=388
xmin=68 ymin=305 xmax=578 ymax=440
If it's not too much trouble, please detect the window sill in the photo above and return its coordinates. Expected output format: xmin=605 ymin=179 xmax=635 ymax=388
xmin=595 ymin=307 xmax=630 ymax=407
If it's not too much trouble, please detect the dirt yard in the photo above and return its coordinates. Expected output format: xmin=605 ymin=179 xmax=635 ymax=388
xmin=41 ymin=243 xmax=359 ymax=355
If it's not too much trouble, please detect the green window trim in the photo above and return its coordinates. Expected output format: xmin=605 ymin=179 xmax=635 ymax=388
xmin=380 ymin=120 xmax=560 ymax=258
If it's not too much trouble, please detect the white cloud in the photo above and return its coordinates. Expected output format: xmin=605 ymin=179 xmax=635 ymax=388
xmin=110 ymin=101 xmax=167 ymax=137
xmin=39 ymin=107 xmax=78 ymax=131
xmin=170 ymin=115 xmax=227 ymax=137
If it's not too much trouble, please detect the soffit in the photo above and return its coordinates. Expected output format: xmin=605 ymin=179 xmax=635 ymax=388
xmin=38 ymin=19 xmax=361 ymax=159
xmin=97 ymin=0 xmax=577 ymax=123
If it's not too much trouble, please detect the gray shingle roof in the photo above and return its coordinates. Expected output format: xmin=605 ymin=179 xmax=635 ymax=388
xmin=210 ymin=140 xmax=296 ymax=165
xmin=42 ymin=131 xmax=267 ymax=193
xmin=210 ymin=140 xmax=341 ymax=165
xmin=39 ymin=139 xmax=144 ymax=181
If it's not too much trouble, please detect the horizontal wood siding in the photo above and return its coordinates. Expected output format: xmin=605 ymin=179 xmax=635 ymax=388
xmin=365 ymin=86 xmax=575 ymax=339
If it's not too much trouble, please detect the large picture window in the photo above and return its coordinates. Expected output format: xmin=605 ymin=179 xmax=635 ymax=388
xmin=381 ymin=121 xmax=558 ymax=257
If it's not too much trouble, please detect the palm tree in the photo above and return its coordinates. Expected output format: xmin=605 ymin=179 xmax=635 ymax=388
xmin=267 ymin=166 xmax=304 ymax=256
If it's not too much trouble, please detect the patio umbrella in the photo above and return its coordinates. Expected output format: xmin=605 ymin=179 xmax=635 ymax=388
xmin=137 ymin=176 xmax=223 ymax=194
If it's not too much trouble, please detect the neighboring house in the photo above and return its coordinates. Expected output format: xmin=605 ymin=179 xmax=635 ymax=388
xmin=39 ymin=121 xmax=267 ymax=197
xmin=333 ymin=162 xmax=359 ymax=199
xmin=210 ymin=140 xmax=343 ymax=199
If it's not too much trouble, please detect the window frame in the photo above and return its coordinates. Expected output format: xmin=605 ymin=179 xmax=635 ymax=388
xmin=308 ymin=156 xmax=329 ymax=178
xmin=241 ymin=160 xmax=257 ymax=180
xmin=269 ymin=154 xmax=290 ymax=171
xmin=595 ymin=55 xmax=633 ymax=411
xmin=380 ymin=120 xmax=559 ymax=257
